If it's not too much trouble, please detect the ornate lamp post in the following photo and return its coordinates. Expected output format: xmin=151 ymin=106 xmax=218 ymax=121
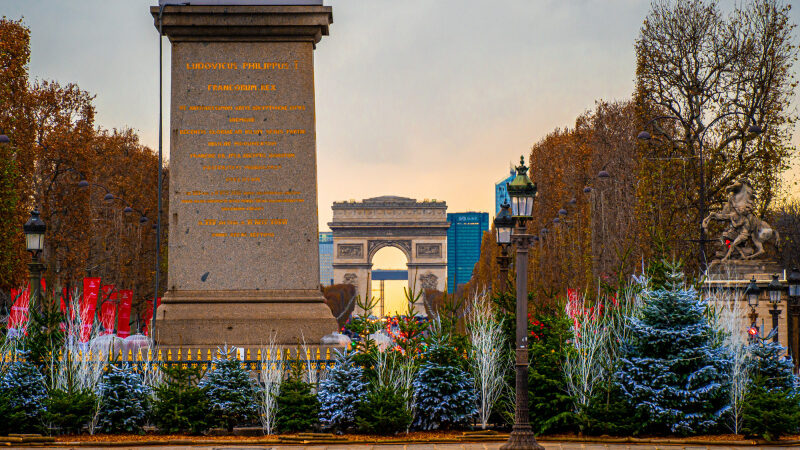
xmin=501 ymin=156 xmax=542 ymax=450
xmin=494 ymin=201 xmax=514 ymax=293
xmin=23 ymin=209 xmax=47 ymax=309
xmin=767 ymin=274 xmax=783 ymax=343
xmin=787 ymin=268 xmax=800 ymax=370
xmin=745 ymin=277 xmax=761 ymax=341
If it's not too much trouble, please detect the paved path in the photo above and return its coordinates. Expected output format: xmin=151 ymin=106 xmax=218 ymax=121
xmin=16 ymin=443 xmax=793 ymax=450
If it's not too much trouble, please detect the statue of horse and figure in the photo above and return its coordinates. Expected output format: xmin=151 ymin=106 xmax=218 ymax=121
xmin=702 ymin=180 xmax=779 ymax=262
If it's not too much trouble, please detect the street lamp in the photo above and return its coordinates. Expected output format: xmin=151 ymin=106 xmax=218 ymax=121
xmin=494 ymin=201 xmax=514 ymax=293
xmin=767 ymin=274 xmax=783 ymax=343
xmin=745 ymin=277 xmax=761 ymax=340
xmin=501 ymin=156 xmax=542 ymax=450
xmin=788 ymin=268 xmax=800 ymax=369
xmin=23 ymin=209 xmax=46 ymax=308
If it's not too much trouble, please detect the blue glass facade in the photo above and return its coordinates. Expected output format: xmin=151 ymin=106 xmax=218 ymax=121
xmin=495 ymin=169 xmax=516 ymax=214
xmin=319 ymin=232 xmax=334 ymax=286
xmin=447 ymin=212 xmax=489 ymax=293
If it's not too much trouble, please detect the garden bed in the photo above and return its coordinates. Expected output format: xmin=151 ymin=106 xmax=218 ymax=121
xmin=8 ymin=432 xmax=796 ymax=447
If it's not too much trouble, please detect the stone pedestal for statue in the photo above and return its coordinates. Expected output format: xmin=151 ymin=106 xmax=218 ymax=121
xmin=150 ymin=2 xmax=337 ymax=346
xmin=706 ymin=259 xmax=783 ymax=281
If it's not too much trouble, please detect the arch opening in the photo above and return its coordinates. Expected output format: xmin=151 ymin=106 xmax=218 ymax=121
xmin=370 ymin=245 xmax=409 ymax=316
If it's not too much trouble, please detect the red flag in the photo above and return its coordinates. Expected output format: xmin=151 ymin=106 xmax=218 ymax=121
xmin=117 ymin=290 xmax=133 ymax=338
xmin=142 ymin=297 xmax=161 ymax=336
xmin=80 ymin=277 xmax=102 ymax=342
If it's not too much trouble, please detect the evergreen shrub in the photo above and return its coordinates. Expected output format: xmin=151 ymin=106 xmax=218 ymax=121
xmin=45 ymin=387 xmax=97 ymax=434
xmin=275 ymin=363 xmax=319 ymax=433
xmin=356 ymin=384 xmax=412 ymax=435
xmin=0 ymin=358 xmax=47 ymax=434
xmin=152 ymin=364 xmax=210 ymax=434
xmin=200 ymin=352 xmax=258 ymax=431
xmin=97 ymin=365 xmax=150 ymax=433
xmin=317 ymin=351 xmax=366 ymax=432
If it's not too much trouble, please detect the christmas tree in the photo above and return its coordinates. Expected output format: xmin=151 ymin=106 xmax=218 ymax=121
xmin=616 ymin=262 xmax=730 ymax=435
xmin=412 ymin=336 xmax=477 ymax=430
xmin=97 ymin=364 xmax=150 ymax=433
xmin=317 ymin=350 xmax=367 ymax=432
xmin=741 ymin=339 xmax=800 ymax=440
xmin=0 ymin=357 xmax=48 ymax=434
xmin=199 ymin=350 xmax=258 ymax=431
xmin=152 ymin=364 xmax=211 ymax=434
xmin=275 ymin=362 xmax=319 ymax=433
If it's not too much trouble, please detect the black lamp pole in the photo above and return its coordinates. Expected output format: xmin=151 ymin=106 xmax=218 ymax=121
xmin=501 ymin=157 xmax=542 ymax=450
xmin=23 ymin=209 xmax=47 ymax=311
xmin=787 ymin=268 xmax=800 ymax=370
xmin=494 ymin=201 xmax=514 ymax=294
xmin=768 ymin=274 xmax=783 ymax=344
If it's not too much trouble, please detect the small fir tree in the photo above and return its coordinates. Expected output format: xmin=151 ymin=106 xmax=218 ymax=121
xmin=615 ymin=262 xmax=730 ymax=435
xmin=199 ymin=350 xmax=258 ymax=431
xmin=275 ymin=362 xmax=319 ymax=433
xmin=152 ymin=364 xmax=211 ymax=434
xmin=317 ymin=350 xmax=367 ymax=432
xmin=0 ymin=357 xmax=47 ymax=434
xmin=412 ymin=336 xmax=477 ymax=430
xmin=97 ymin=365 xmax=150 ymax=433
xmin=356 ymin=384 xmax=412 ymax=435
xmin=741 ymin=339 xmax=800 ymax=440
xmin=46 ymin=387 xmax=97 ymax=434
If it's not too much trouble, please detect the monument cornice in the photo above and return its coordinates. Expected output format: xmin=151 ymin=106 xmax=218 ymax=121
xmin=150 ymin=5 xmax=332 ymax=43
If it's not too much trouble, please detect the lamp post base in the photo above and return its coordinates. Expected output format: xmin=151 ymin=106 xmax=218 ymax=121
xmin=500 ymin=425 xmax=544 ymax=450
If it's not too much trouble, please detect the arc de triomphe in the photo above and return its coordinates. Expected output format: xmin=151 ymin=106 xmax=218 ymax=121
xmin=329 ymin=196 xmax=448 ymax=312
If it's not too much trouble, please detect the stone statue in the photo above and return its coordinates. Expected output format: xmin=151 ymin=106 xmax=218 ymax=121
xmin=702 ymin=180 xmax=779 ymax=261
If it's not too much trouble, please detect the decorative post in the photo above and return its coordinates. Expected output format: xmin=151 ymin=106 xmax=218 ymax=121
xmin=745 ymin=277 xmax=761 ymax=342
xmin=494 ymin=201 xmax=514 ymax=294
xmin=501 ymin=156 xmax=542 ymax=450
xmin=787 ymin=268 xmax=800 ymax=370
xmin=767 ymin=274 xmax=783 ymax=344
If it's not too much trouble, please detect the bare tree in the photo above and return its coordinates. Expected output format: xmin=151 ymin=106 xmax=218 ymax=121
xmin=636 ymin=0 xmax=797 ymax=268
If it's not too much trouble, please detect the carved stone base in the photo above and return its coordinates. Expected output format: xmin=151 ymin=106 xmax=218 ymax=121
xmin=500 ymin=425 xmax=543 ymax=450
xmin=706 ymin=259 xmax=783 ymax=281
xmin=154 ymin=289 xmax=338 ymax=346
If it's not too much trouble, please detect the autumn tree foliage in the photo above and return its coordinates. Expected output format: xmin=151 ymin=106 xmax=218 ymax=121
xmin=470 ymin=0 xmax=797 ymax=300
xmin=0 ymin=18 xmax=166 ymax=327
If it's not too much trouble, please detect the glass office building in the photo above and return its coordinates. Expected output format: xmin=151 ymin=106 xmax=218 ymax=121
xmin=319 ymin=231 xmax=334 ymax=286
xmin=447 ymin=212 xmax=489 ymax=293
xmin=495 ymin=168 xmax=516 ymax=214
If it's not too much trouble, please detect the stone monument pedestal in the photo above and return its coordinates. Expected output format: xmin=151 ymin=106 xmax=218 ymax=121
xmin=150 ymin=2 xmax=337 ymax=346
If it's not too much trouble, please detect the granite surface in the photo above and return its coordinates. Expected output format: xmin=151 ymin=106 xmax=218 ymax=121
xmin=152 ymin=4 xmax=337 ymax=345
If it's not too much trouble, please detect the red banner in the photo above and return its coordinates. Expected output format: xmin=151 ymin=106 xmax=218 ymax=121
xmin=142 ymin=297 xmax=161 ymax=336
xmin=80 ymin=277 xmax=102 ymax=342
xmin=99 ymin=285 xmax=117 ymax=335
xmin=117 ymin=290 xmax=133 ymax=338
xmin=8 ymin=287 xmax=30 ymax=330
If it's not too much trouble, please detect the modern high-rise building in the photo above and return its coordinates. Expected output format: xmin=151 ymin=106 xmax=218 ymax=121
xmin=319 ymin=231 xmax=334 ymax=286
xmin=495 ymin=168 xmax=516 ymax=214
xmin=447 ymin=212 xmax=489 ymax=293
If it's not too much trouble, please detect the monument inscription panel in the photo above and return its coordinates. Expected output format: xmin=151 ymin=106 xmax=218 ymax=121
xmin=171 ymin=42 xmax=318 ymax=291
xmin=152 ymin=4 xmax=337 ymax=346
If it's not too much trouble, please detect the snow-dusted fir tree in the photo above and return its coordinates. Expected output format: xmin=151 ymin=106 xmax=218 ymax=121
xmin=97 ymin=365 xmax=150 ymax=433
xmin=616 ymin=262 xmax=730 ymax=435
xmin=317 ymin=350 xmax=367 ymax=432
xmin=412 ymin=336 xmax=477 ymax=430
xmin=0 ymin=357 xmax=48 ymax=434
xmin=199 ymin=350 xmax=258 ymax=431
xmin=748 ymin=340 xmax=797 ymax=392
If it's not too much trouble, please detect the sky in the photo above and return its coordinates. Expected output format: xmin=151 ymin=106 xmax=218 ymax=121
xmin=5 ymin=0 xmax=799 ymax=313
